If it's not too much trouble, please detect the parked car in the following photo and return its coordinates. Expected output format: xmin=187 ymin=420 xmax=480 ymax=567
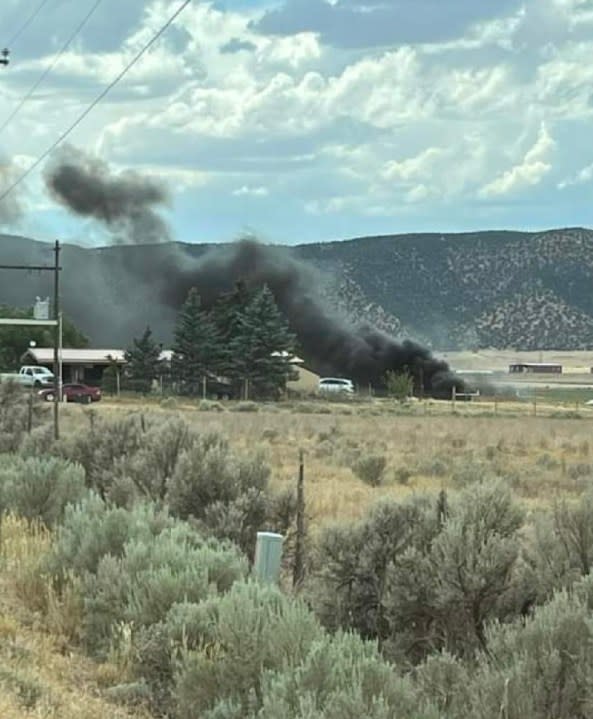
xmin=318 ymin=377 xmax=355 ymax=394
xmin=0 ymin=365 xmax=54 ymax=387
xmin=38 ymin=383 xmax=101 ymax=404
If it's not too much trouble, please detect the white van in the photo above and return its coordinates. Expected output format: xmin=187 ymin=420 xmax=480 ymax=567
xmin=318 ymin=377 xmax=354 ymax=395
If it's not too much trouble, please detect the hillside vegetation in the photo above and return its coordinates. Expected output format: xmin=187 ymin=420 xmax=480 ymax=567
xmin=3 ymin=227 xmax=593 ymax=349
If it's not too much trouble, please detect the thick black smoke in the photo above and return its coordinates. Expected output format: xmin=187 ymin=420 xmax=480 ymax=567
xmin=153 ymin=240 xmax=461 ymax=397
xmin=39 ymin=149 xmax=461 ymax=396
xmin=43 ymin=145 xmax=170 ymax=244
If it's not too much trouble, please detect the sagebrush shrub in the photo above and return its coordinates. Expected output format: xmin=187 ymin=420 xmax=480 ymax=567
xmin=198 ymin=400 xmax=226 ymax=412
xmin=383 ymin=480 xmax=525 ymax=662
xmin=82 ymin=525 xmax=246 ymax=654
xmin=166 ymin=436 xmax=271 ymax=556
xmin=310 ymin=496 xmax=439 ymax=640
xmin=232 ymin=401 xmax=259 ymax=413
xmin=0 ymin=455 xmax=87 ymax=527
xmin=449 ymin=586 xmax=593 ymax=719
xmin=526 ymin=490 xmax=593 ymax=600
xmin=174 ymin=581 xmax=320 ymax=719
xmin=0 ymin=382 xmax=48 ymax=452
xmin=353 ymin=454 xmax=387 ymax=486
xmin=254 ymin=632 xmax=438 ymax=719
xmin=45 ymin=495 xmax=173 ymax=581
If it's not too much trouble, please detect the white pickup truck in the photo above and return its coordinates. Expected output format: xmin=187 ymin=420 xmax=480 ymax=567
xmin=0 ymin=366 xmax=55 ymax=387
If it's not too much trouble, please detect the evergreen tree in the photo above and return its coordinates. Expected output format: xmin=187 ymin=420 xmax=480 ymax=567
xmin=172 ymin=288 xmax=219 ymax=396
xmin=124 ymin=326 xmax=162 ymax=394
xmin=228 ymin=285 xmax=297 ymax=399
xmin=210 ymin=281 xmax=253 ymax=374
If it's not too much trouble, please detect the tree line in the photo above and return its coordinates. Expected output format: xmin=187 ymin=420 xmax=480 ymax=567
xmin=123 ymin=283 xmax=298 ymax=399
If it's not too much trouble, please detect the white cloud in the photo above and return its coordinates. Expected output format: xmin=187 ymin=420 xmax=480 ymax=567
xmin=558 ymin=163 xmax=593 ymax=189
xmin=2 ymin=0 xmax=593 ymax=241
xmin=382 ymin=148 xmax=446 ymax=182
xmin=479 ymin=124 xmax=555 ymax=198
xmin=232 ymin=185 xmax=269 ymax=197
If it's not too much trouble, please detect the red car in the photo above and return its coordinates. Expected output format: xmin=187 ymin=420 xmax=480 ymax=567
xmin=38 ymin=383 xmax=101 ymax=404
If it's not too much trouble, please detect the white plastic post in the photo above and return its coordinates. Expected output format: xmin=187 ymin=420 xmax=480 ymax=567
xmin=253 ymin=531 xmax=284 ymax=583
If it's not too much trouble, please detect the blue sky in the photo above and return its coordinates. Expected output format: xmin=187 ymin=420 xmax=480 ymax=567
xmin=1 ymin=0 xmax=593 ymax=246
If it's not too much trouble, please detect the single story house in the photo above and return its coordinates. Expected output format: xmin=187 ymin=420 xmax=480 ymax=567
xmin=21 ymin=347 xmax=320 ymax=395
xmin=21 ymin=348 xmax=127 ymax=384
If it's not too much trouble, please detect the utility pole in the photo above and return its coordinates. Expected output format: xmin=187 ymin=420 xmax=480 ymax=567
xmin=53 ymin=241 xmax=61 ymax=439
xmin=0 ymin=240 xmax=62 ymax=441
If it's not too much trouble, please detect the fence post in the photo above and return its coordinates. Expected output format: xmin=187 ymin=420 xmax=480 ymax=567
xmin=293 ymin=449 xmax=306 ymax=589
xmin=253 ymin=532 xmax=284 ymax=584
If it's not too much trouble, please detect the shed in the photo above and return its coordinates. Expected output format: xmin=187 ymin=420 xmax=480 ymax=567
xmin=508 ymin=363 xmax=562 ymax=375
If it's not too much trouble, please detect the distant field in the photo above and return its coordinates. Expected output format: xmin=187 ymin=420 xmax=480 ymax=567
xmin=439 ymin=349 xmax=593 ymax=372
xmin=57 ymin=396 xmax=593 ymax=528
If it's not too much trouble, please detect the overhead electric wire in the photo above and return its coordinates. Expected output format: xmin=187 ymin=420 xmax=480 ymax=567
xmin=0 ymin=0 xmax=105 ymax=134
xmin=4 ymin=0 xmax=51 ymax=49
xmin=0 ymin=0 xmax=193 ymax=206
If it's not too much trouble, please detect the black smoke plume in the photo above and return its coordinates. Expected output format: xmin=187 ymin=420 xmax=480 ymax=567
xmin=39 ymin=150 xmax=461 ymax=396
xmin=153 ymin=240 xmax=461 ymax=397
xmin=43 ymin=145 xmax=170 ymax=244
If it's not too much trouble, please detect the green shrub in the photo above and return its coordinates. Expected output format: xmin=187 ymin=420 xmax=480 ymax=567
xmin=63 ymin=413 xmax=147 ymax=498
xmin=159 ymin=397 xmax=178 ymax=410
xmin=353 ymin=454 xmax=387 ymax=486
xmin=0 ymin=382 xmax=49 ymax=452
xmin=455 ymin=587 xmax=593 ymax=719
xmin=166 ymin=436 xmax=270 ymax=557
xmin=0 ymin=455 xmax=87 ymax=527
xmin=526 ymin=490 xmax=593 ymax=600
xmin=383 ymin=480 xmax=525 ymax=662
xmin=310 ymin=496 xmax=439 ymax=640
xmin=174 ymin=581 xmax=320 ymax=719
xmin=125 ymin=417 xmax=198 ymax=501
xmin=393 ymin=467 xmax=412 ymax=485
xmin=232 ymin=401 xmax=259 ymax=413
xmin=18 ymin=424 xmax=56 ymax=458
xmin=46 ymin=495 xmax=173 ymax=581
xmin=255 ymin=632 xmax=437 ymax=719
xmin=78 ymin=522 xmax=247 ymax=655
xmin=198 ymin=400 xmax=226 ymax=412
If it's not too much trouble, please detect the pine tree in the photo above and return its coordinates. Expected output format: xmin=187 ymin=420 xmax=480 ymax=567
xmin=228 ymin=285 xmax=297 ymax=399
xmin=124 ymin=326 xmax=162 ymax=394
xmin=172 ymin=288 xmax=219 ymax=396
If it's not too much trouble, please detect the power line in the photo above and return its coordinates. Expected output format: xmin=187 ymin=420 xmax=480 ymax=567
xmin=0 ymin=0 xmax=193 ymax=206
xmin=0 ymin=0 xmax=104 ymax=134
xmin=5 ymin=0 xmax=51 ymax=49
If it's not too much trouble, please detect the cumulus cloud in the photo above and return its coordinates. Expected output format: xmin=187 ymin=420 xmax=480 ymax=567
xmin=2 ymin=0 xmax=593 ymax=242
xmin=479 ymin=124 xmax=555 ymax=198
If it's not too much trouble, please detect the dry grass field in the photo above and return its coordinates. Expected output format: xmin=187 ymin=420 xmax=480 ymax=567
xmin=4 ymin=394 xmax=593 ymax=718
xmin=59 ymin=395 xmax=593 ymax=527
xmin=0 ymin=515 xmax=152 ymax=719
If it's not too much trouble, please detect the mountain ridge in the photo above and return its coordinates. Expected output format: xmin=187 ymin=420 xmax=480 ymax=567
xmin=1 ymin=227 xmax=592 ymax=351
